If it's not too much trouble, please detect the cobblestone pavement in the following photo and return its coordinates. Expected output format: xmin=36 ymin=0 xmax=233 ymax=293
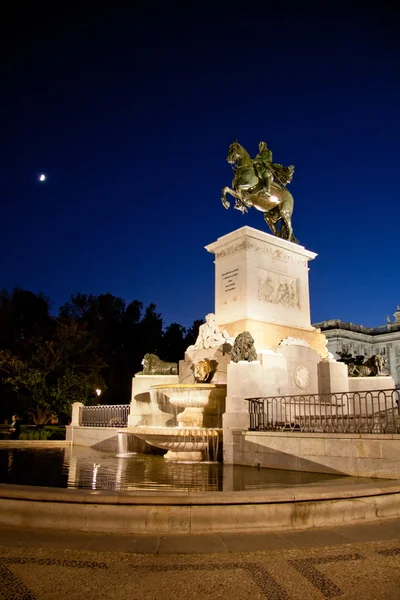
xmin=1 ymin=520 xmax=400 ymax=599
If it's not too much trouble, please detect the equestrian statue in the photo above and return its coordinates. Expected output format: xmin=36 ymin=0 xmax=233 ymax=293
xmin=221 ymin=140 xmax=297 ymax=242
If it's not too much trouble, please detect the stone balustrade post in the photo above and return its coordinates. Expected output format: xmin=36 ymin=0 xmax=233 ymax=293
xmin=71 ymin=402 xmax=84 ymax=426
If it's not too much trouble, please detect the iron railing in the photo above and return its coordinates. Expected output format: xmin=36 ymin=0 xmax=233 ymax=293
xmin=80 ymin=404 xmax=130 ymax=427
xmin=247 ymin=390 xmax=400 ymax=434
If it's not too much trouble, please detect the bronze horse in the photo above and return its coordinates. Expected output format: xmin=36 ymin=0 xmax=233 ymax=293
xmin=221 ymin=141 xmax=296 ymax=242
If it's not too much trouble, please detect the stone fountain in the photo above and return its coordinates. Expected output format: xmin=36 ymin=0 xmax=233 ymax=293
xmin=131 ymin=383 xmax=225 ymax=461
xmin=127 ymin=316 xmax=231 ymax=462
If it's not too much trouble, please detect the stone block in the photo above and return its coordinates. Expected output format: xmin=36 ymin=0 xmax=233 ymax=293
xmin=184 ymin=345 xmax=231 ymax=362
xmin=227 ymin=361 xmax=263 ymax=399
xmin=348 ymin=376 xmax=396 ymax=393
xmin=128 ymin=374 xmax=179 ymax=427
xmin=276 ymin=345 xmax=321 ymax=395
xmin=299 ymin=437 xmax=326 ymax=456
xmin=260 ymin=352 xmax=287 ymax=395
xmin=318 ymin=360 xmax=349 ymax=394
xmin=381 ymin=439 xmax=400 ymax=460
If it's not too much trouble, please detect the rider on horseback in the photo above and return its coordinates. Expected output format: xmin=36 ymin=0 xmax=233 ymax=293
xmin=253 ymin=141 xmax=274 ymax=195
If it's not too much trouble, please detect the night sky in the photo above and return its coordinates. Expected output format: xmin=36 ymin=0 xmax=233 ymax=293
xmin=1 ymin=2 xmax=399 ymax=329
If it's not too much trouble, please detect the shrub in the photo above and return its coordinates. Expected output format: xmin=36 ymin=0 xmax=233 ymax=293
xmin=20 ymin=429 xmax=52 ymax=440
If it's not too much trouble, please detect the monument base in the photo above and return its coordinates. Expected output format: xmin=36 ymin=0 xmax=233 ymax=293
xmin=221 ymin=318 xmax=327 ymax=357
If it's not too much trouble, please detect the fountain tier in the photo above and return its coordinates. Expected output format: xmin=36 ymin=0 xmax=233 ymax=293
xmin=129 ymin=383 xmax=225 ymax=461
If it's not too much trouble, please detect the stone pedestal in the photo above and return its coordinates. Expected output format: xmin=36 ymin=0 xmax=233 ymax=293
xmin=205 ymin=226 xmax=327 ymax=356
xmin=348 ymin=375 xmax=395 ymax=394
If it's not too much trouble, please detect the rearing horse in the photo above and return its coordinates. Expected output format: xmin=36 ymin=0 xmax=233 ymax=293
xmin=221 ymin=141 xmax=296 ymax=242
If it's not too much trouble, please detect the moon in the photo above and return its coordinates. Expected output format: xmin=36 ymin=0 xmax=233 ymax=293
xmin=39 ymin=174 xmax=46 ymax=182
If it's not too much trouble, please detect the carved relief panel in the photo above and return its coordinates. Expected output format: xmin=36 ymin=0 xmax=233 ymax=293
xmin=258 ymin=271 xmax=300 ymax=309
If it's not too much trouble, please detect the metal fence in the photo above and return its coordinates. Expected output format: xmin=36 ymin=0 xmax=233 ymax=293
xmin=80 ymin=405 xmax=130 ymax=427
xmin=247 ymin=390 xmax=400 ymax=434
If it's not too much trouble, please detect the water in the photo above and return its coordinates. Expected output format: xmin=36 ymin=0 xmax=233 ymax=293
xmin=0 ymin=447 xmax=381 ymax=492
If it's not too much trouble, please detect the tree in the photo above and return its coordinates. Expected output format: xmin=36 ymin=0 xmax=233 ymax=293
xmin=0 ymin=288 xmax=54 ymax=422
xmin=0 ymin=320 xmax=106 ymax=424
xmin=59 ymin=293 xmax=95 ymax=323
xmin=160 ymin=322 xmax=187 ymax=362
xmin=138 ymin=303 xmax=163 ymax=356
xmin=0 ymin=288 xmax=53 ymax=350
xmin=184 ymin=319 xmax=204 ymax=348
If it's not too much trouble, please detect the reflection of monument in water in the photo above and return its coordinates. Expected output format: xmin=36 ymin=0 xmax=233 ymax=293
xmin=125 ymin=140 xmax=396 ymax=464
xmin=63 ymin=445 xmax=224 ymax=492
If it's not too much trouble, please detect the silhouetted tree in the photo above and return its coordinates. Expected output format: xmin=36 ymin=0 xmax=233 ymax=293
xmin=160 ymin=323 xmax=187 ymax=363
xmin=184 ymin=319 xmax=204 ymax=348
xmin=0 ymin=287 xmax=204 ymax=419
xmin=0 ymin=320 xmax=106 ymax=424
xmin=0 ymin=289 xmax=54 ymax=421
xmin=138 ymin=303 xmax=163 ymax=357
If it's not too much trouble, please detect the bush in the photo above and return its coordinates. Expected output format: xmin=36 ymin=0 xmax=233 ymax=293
xmin=20 ymin=429 xmax=52 ymax=440
xmin=43 ymin=426 xmax=66 ymax=440
xmin=0 ymin=424 xmax=66 ymax=440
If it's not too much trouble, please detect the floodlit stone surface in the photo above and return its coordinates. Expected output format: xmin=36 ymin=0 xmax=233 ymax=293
xmin=205 ymin=226 xmax=327 ymax=356
xmin=232 ymin=431 xmax=400 ymax=478
xmin=1 ymin=478 xmax=400 ymax=534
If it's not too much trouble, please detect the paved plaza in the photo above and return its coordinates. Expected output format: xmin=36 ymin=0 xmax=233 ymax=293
xmin=1 ymin=519 xmax=400 ymax=599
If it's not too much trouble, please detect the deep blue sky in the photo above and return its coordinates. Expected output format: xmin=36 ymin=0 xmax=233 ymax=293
xmin=1 ymin=2 xmax=399 ymax=329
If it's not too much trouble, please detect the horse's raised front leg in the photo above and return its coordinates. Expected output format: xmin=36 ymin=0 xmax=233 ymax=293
xmin=221 ymin=186 xmax=241 ymax=210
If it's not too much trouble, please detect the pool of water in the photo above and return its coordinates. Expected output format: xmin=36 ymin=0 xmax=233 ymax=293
xmin=0 ymin=447 xmax=382 ymax=492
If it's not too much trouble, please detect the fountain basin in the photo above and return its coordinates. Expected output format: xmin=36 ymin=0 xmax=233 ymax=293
xmin=130 ymin=383 xmax=226 ymax=461
xmin=129 ymin=426 xmax=221 ymax=461
xmin=151 ymin=383 xmax=225 ymax=428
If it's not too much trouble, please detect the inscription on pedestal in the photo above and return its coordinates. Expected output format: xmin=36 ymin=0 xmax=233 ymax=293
xmin=221 ymin=268 xmax=239 ymax=303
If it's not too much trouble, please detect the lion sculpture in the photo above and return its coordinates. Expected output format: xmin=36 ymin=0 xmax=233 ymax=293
xmin=193 ymin=358 xmax=215 ymax=383
xmin=140 ymin=353 xmax=178 ymax=375
xmin=231 ymin=331 xmax=258 ymax=363
xmin=348 ymin=355 xmax=386 ymax=377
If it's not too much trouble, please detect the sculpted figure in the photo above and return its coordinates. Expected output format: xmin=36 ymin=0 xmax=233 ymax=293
xmin=193 ymin=358 xmax=215 ymax=383
xmin=348 ymin=355 xmax=386 ymax=377
xmin=221 ymin=140 xmax=296 ymax=242
xmin=253 ymin=141 xmax=274 ymax=194
xmin=188 ymin=313 xmax=234 ymax=350
xmin=140 ymin=353 xmax=178 ymax=375
xmin=231 ymin=331 xmax=258 ymax=363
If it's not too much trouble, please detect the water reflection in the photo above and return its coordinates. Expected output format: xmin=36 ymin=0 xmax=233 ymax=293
xmin=63 ymin=446 xmax=223 ymax=492
xmin=0 ymin=447 xmax=382 ymax=492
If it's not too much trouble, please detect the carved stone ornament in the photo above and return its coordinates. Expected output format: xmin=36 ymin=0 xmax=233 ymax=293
xmin=258 ymin=273 xmax=299 ymax=308
xmin=279 ymin=337 xmax=311 ymax=348
xmin=231 ymin=331 xmax=258 ymax=363
xmin=215 ymin=239 xmax=307 ymax=266
xmin=294 ymin=365 xmax=310 ymax=389
xmin=193 ymin=359 xmax=215 ymax=383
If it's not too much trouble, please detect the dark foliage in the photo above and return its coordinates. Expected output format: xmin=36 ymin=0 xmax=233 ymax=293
xmin=0 ymin=288 xmax=203 ymax=422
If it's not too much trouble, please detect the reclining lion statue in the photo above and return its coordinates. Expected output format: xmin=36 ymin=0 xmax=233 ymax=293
xmin=348 ymin=354 xmax=386 ymax=377
xmin=140 ymin=353 xmax=178 ymax=375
